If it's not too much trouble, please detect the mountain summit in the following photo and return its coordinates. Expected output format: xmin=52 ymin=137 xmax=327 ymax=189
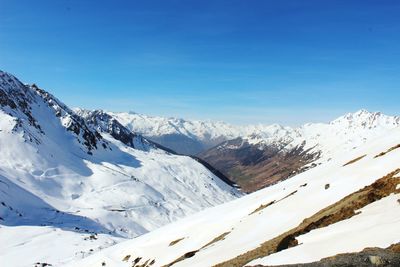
xmin=331 ymin=109 xmax=400 ymax=129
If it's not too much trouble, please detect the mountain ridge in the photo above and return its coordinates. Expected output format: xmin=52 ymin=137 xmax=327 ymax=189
xmin=107 ymin=109 xmax=399 ymax=154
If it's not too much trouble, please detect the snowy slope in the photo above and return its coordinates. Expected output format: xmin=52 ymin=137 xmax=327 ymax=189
xmin=276 ymin=109 xmax=400 ymax=164
xmin=0 ymin=225 xmax=123 ymax=267
xmin=0 ymin=70 xmax=240 ymax=266
xmin=250 ymin=194 xmax=400 ymax=266
xmin=64 ymin=127 xmax=400 ymax=267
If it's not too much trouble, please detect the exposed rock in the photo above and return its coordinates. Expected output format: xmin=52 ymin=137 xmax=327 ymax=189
xmin=0 ymin=71 xmax=107 ymax=153
xmin=77 ymin=109 xmax=151 ymax=151
xmin=251 ymin=244 xmax=400 ymax=267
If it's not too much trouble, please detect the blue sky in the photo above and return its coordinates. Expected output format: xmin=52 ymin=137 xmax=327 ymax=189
xmin=0 ymin=0 xmax=399 ymax=125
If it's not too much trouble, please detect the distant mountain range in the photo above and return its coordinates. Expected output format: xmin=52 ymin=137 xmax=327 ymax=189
xmin=102 ymin=109 xmax=400 ymax=192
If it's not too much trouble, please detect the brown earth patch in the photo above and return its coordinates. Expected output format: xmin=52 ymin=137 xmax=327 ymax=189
xmin=388 ymin=243 xmax=400 ymax=253
xmin=201 ymin=232 xmax=231 ymax=249
xmin=163 ymin=250 xmax=199 ymax=267
xmin=343 ymin=154 xmax=366 ymax=166
xmin=374 ymin=144 xmax=400 ymax=158
xmin=250 ymin=201 xmax=276 ymax=215
xmin=278 ymin=190 xmax=298 ymax=202
xmin=122 ymin=254 xmax=131 ymax=262
xmin=163 ymin=231 xmax=231 ymax=266
xmin=118 ymin=254 xmax=157 ymax=266
xmin=251 ymin=243 xmax=400 ymax=267
xmin=250 ymin=190 xmax=299 ymax=216
xmin=169 ymin=238 xmax=185 ymax=246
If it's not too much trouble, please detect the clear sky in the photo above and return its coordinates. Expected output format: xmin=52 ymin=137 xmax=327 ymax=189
xmin=0 ymin=0 xmax=399 ymax=125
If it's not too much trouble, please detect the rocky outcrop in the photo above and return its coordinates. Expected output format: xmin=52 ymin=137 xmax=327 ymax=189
xmin=77 ymin=109 xmax=151 ymax=151
xmin=251 ymin=244 xmax=400 ymax=267
xmin=0 ymin=71 xmax=107 ymax=153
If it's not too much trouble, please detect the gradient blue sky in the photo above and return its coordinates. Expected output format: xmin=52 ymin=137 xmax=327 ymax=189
xmin=0 ymin=0 xmax=399 ymax=125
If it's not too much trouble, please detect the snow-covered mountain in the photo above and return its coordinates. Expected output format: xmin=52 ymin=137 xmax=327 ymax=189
xmin=107 ymin=110 xmax=400 ymax=192
xmin=0 ymin=71 xmax=240 ymax=266
xmin=108 ymin=111 xmax=239 ymax=155
xmin=109 ymin=110 xmax=400 ymax=157
xmin=76 ymin=109 xmax=161 ymax=152
xmin=64 ymin=126 xmax=400 ymax=267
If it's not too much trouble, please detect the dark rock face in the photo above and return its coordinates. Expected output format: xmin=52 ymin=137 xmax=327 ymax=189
xmin=78 ymin=109 xmax=178 ymax=153
xmin=252 ymin=244 xmax=400 ymax=267
xmin=80 ymin=110 xmax=146 ymax=149
xmin=0 ymin=74 xmax=43 ymax=132
xmin=0 ymin=89 xmax=17 ymax=109
xmin=199 ymin=138 xmax=320 ymax=193
xmin=0 ymin=71 xmax=106 ymax=153
xmin=33 ymin=85 xmax=104 ymax=151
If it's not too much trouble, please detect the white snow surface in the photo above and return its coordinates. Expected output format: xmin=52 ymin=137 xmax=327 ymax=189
xmin=249 ymin=194 xmax=400 ymax=266
xmin=0 ymin=225 xmax=123 ymax=267
xmin=0 ymin=71 xmax=239 ymax=266
xmin=64 ymin=127 xmax=400 ymax=267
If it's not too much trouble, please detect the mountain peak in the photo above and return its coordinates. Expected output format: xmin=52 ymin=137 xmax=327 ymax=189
xmin=0 ymin=70 xmax=18 ymax=82
xmin=77 ymin=109 xmax=156 ymax=151
xmin=355 ymin=108 xmax=371 ymax=114
xmin=330 ymin=109 xmax=399 ymax=129
xmin=1 ymin=71 xmax=107 ymax=154
xmin=352 ymin=109 xmax=383 ymax=118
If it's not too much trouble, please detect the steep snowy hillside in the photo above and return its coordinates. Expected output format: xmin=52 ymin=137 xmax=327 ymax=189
xmin=109 ymin=110 xmax=400 ymax=192
xmin=0 ymin=71 xmax=240 ymax=266
xmin=65 ymin=127 xmax=400 ymax=267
